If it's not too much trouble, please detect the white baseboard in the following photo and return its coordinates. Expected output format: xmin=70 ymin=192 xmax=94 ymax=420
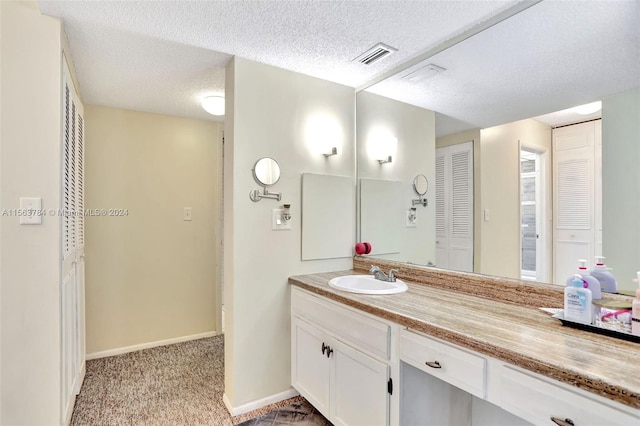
xmin=223 ymin=388 xmax=299 ymax=416
xmin=86 ymin=331 xmax=218 ymax=360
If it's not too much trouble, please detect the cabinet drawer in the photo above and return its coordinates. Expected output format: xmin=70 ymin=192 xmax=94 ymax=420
xmin=500 ymin=366 xmax=639 ymax=426
xmin=400 ymin=329 xmax=486 ymax=398
xmin=291 ymin=287 xmax=390 ymax=360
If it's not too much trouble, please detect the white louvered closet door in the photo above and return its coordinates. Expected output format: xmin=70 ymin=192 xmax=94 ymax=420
xmin=553 ymin=121 xmax=600 ymax=285
xmin=61 ymin=55 xmax=85 ymax=424
xmin=435 ymin=142 xmax=474 ymax=272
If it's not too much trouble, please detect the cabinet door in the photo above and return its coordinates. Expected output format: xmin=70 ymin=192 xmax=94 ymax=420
xmin=292 ymin=318 xmax=331 ymax=417
xmin=331 ymin=340 xmax=389 ymax=426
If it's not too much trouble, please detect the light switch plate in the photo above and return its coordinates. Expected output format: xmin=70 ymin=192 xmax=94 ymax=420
xmin=20 ymin=197 xmax=42 ymax=225
xmin=184 ymin=207 xmax=192 ymax=221
xmin=483 ymin=208 xmax=490 ymax=222
xmin=272 ymin=209 xmax=291 ymax=230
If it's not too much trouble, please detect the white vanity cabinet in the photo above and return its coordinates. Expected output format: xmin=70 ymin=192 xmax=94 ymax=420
xmin=399 ymin=328 xmax=640 ymax=426
xmin=291 ymin=287 xmax=393 ymax=426
xmin=291 ymin=284 xmax=639 ymax=426
xmin=500 ymin=366 xmax=640 ymax=426
xmin=400 ymin=329 xmax=486 ymax=398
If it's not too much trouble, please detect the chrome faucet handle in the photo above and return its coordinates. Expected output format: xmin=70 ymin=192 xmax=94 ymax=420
xmin=388 ymin=269 xmax=399 ymax=282
xmin=369 ymin=265 xmax=381 ymax=274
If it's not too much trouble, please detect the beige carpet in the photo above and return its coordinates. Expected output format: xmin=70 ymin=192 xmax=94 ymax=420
xmin=72 ymin=335 xmax=233 ymax=425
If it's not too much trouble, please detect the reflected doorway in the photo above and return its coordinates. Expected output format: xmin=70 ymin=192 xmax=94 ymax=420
xmin=520 ymin=147 xmax=546 ymax=282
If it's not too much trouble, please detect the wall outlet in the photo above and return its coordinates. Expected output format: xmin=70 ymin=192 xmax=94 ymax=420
xmin=272 ymin=209 xmax=291 ymax=230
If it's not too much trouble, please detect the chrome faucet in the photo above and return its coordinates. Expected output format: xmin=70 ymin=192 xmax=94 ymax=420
xmin=369 ymin=266 xmax=399 ymax=282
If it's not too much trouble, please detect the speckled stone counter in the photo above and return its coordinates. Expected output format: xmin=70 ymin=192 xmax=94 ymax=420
xmin=289 ymin=268 xmax=640 ymax=410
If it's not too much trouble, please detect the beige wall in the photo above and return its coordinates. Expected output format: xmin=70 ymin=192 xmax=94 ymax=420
xmin=436 ymin=129 xmax=482 ymax=271
xmin=602 ymin=88 xmax=640 ymax=292
xmin=479 ymin=119 xmax=551 ymax=279
xmin=0 ymin=1 xmax=63 ymax=423
xmin=224 ymin=57 xmax=355 ymax=408
xmin=84 ymin=105 xmax=222 ymax=354
xmin=357 ymin=91 xmax=436 ymax=265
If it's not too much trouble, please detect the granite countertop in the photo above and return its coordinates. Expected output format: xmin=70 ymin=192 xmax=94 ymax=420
xmin=289 ymin=270 xmax=640 ymax=410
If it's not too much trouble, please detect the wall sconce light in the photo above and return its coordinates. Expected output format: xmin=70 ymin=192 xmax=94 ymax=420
xmin=305 ymin=113 xmax=343 ymax=158
xmin=369 ymin=132 xmax=397 ymax=165
xmin=323 ymin=147 xmax=338 ymax=158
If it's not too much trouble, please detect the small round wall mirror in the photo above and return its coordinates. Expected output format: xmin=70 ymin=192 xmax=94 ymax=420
xmin=253 ymin=157 xmax=281 ymax=186
xmin=413 ymin=174 xmax=429 ymax=196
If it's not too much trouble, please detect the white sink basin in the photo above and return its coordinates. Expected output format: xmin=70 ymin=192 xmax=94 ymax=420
xmin=328 ymin=275 xmax=408 ymax=295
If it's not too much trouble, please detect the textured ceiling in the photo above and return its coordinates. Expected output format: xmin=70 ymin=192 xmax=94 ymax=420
xmin=38 ymin=0 xmax=518 ymax=122
xmin=367 ymin=0 xmax=640 ymax=136
xmin=38 ymin=1 xmax=639 ymax=134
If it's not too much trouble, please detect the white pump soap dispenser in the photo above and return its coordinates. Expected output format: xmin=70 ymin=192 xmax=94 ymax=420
xmin=590 ymin=256 xmax=618 ymax=293
xmin=566 ymin=259 xmax=602 ymax=300
xmin=564 ymin=274 xmax=593 ymax=324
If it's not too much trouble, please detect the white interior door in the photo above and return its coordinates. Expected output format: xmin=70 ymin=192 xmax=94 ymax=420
xmin=435 ymin=142 xmax=474 ymax=272
xmin=61 ymin=55 xmax=85 ymax=423
xmin=553 ymin=121 xmax=600 ymax=285
xmin=520 ymin=147 xmax=548 ymax=282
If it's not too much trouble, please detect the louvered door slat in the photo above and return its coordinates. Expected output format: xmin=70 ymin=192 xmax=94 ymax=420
xmin=63 ymin=84 xmax=72 ymax=259
xmin=70 ymin=102 xmax=77 ymax=252
xmin=451 ymin=150 xmax=471 ymax=237
xmin=77 ymin=115 xmax=84 ymax=248
xmin=435 ymin=155 xmax=446 ymax=237
xmin=556 ymin=159 xmax=590 ymax=229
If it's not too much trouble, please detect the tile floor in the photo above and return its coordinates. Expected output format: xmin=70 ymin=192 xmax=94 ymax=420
xmin=238 ymin=399 xmax=331 ymax=426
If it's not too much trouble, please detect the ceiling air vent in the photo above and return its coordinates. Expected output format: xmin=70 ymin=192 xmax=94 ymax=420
xmin=354 ymin=43 xmax=398 ymax=65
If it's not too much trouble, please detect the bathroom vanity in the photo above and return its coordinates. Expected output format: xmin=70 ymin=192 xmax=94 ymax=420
xmin=289 ymin=260 xmax=640 ymax=426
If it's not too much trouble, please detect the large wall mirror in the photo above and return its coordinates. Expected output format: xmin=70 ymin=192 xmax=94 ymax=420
xmin=355 ymin=1 xmax=640 ymax=293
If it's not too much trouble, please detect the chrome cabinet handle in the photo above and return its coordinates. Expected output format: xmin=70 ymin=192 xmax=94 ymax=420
xmin=425 ymin=361 xmax=442 ymax=369
xmin=551 ymin=417 xmax=575 ymax=426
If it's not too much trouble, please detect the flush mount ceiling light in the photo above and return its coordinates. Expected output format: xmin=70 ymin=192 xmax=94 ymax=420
xmin=572 ymin=101 xmax=601 ymax=115
xmin=401 ymin=63 xmax=446 ymax=82
xmin=201 ymin=96 xmax=225 ymax=116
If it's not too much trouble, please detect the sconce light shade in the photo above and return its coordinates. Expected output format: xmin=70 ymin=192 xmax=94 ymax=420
xmin=370 ymin=134 xmax=397 ymax=165
xmin=202 ymin=96 xmax=225 ymax=116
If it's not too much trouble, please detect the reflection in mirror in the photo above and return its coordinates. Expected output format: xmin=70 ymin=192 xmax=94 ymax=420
xmin=360 ymin=178 xmax=403 ymax=256
xmin=411 ymin=174 xmax=429 ymax=208
xmin=253 ymin=157 xmax=281 ymax=186
xmin=301 ymin=173 xmax=354 ymax=260
xmin=355 ymin=1 xmax=640 ymax=292
xmin=413 ymin=175 xmax=428 ymax=196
